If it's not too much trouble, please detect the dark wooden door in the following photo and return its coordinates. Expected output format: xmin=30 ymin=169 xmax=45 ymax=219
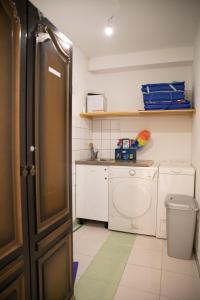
xmin=0 ymin=0 xmax=30 ymax=299
xmin=27 ymin=3 xmax=73 ymax=300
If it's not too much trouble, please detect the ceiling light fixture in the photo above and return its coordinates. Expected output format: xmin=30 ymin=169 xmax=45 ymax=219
xmin=104 ymin=16 xmax=114 ymax=36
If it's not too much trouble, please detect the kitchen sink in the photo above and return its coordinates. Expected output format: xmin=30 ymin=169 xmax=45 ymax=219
xmin=99 ymin=158 xmax=115 ymax=162
xmin=75 ymin=159 xmax=154 ymax=167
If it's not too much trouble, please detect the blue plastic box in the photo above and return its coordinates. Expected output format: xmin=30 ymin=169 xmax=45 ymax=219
xmin=141 ymin=81 xmax=185 ymax=102
xmin=143 ymin=91 xmax=184 ymax=101
xmin=141 ymin=82 xmax=185 ymax=92
xmin=144 ymin=100 xmax=190 ymax=110
xmin=115 ymin=149 xmax=136 ymax=161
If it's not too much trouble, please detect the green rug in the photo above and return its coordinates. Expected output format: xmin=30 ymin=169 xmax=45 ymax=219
xmin=75 ymin=231 xmax=136 ymax=300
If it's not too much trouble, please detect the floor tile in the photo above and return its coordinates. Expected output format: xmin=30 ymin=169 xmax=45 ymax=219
xmin=73 ymin=226 xmax=110 ymax=256
xmin=73 ymin=252 xmax=93 ymax=278
xmin=162 ymin=253 xmax=199 ymax=277
xmin=114 ymin=285 xmax=159 ymax=300
xmin=128 ymin=247 xmax=162 ymax=269
xmin=75 ymin=277 xmax=118 ymax=300
xmin=134 ymin=235 xmax=163 ymax=252
xmin=120 ymin=264 xmax=161 ymax=295
xmin=162 ymin=240 xmax=199 ymax=277
xmin=161 ymin=270 xmax=200 ymax=300
xmin=74 ymin=223 xmax=109 ymax=239
xmin=74 ymin=236 xmax=106 ymax=256
xmin=74 ymin=228 xmax=200 ymax=300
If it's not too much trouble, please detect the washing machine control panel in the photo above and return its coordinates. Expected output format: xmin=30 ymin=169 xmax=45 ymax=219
xmin=109 ymin=166 xmax=158 ymax=180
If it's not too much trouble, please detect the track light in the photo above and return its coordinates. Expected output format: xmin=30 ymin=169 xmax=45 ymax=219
xmin=104 ymin=16 xmax=114 ymax=36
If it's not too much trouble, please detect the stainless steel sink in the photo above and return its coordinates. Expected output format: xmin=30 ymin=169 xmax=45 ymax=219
xmin=98 ymin=158 xmax=114 ymax=162
xmin=75 ymin=159 xmax=154 ymax=167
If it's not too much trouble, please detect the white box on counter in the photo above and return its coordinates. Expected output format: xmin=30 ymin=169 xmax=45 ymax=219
xmin=86 ymin=94 xmax=106 ymax=112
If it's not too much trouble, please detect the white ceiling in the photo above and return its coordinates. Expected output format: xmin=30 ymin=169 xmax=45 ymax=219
xmin=31 ymin=0 xmax=200 ymax=58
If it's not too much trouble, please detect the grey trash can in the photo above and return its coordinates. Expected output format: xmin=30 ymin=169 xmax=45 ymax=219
xmin=165 ymin=194 xmax=198 ymax=259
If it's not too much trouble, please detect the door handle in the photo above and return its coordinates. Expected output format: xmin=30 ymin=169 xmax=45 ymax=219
xmin=20 ymin=166 xmax=29 ymax=177
xmin=28 ymin=165 xmax=36 ymax=176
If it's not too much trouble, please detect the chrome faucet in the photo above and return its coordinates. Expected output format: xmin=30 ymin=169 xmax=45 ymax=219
xmin=89 ymin=143 xmax=98 ymax=160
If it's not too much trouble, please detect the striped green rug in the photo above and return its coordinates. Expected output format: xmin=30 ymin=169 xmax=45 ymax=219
xmin=75 ymin=231 xmax=136 ymax=300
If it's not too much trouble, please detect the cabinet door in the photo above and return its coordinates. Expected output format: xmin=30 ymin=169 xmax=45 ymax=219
xmin=0 ymin=275 xmax=25 ymax=300
xmin=37 ymin=233 xmax=73 ymax=300
xmin=76 ymin=165 xmax=108 ymax=221
xmin=27 ymin=3 xmax=73 ymax=299
xmin=34 ymin=24 xmax=71 ymax=234
xmin=0 ymin=0 xmax=29 ymax=298
xmin=0 ymin=257 xmax=25 ymax=300
xmin=0 ymin=0 xmax=22 ymax=266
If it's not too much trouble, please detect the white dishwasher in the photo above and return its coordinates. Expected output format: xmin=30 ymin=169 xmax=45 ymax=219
xmin=156 ymin=164 xmax=195 ymax=238
xmin=109 ymin=166 xmax=158 ymax=236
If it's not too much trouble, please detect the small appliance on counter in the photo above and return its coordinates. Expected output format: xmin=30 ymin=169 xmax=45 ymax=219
xmin=86 ymin=93 xmax=106 ymax=112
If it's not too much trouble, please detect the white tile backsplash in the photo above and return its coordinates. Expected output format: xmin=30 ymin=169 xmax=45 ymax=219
xmin=102 ymin=119 xmax=111 ymax=131
xmin=72 ymin=127 xmax=81 ymax=139
xmin=102 ymin=139 xmax=111 ymax=150
xmin=80 ymin=150 xmax=90 ymax=160
xmin=111 ymin=131 xmax=120 ymax=140
xmin=92 ymin=131 xmax=102 ymax=140
xmin=93 ymin=139 xmax=102 ymax=150
xmin=102 ymin=131 xmax=111 ymax=140
xmin=72 ymin=150 xmax=81 ymax=163
xmin=92 ymin=119 xmax=101 ymax=131
xmin=111 ymin=119 xmax=120 ymax=130
xmin=101 ymin=150 xmax=110 ymax=159
xmin=110 ymin=150 xmax=115 ymax=159
xmin=80 ymin=139 xmax=87 ymax=150
xmin=91 ymin=116 xmax=192 ymax=161
xmin=72 ymin=139 xmax=81 ymax=151
xmin=111 ymin=139 xmax=118 ymax=150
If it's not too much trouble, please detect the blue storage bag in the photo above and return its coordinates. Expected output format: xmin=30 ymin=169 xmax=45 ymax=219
xmin=141 ymin=81 xmax=185 ymax=102
xmin=143 ymin=91 xmax=184 ymax=101
xmin=144 ymin=100 xmax=190 ymax=110
xmin=141 ymin=81 xmax=185 ymax=93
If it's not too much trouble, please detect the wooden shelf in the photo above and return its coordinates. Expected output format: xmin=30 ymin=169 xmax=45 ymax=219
xmin=80 ymin=109 xmax=196 ymax=119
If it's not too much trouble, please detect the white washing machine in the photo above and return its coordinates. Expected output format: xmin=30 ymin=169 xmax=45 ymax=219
xmin=156 ymin=163 xmax=195 ymax=239
xmin=109 ymin=165 xmax=158 ymax=236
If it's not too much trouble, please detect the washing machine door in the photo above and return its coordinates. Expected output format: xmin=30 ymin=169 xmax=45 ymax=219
xmin=111 ymin=178 xmax=151 ymax=219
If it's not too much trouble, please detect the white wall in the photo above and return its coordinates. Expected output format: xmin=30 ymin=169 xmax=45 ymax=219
xmin=72 ymin=46 xmax=194 ymax=222
xmin=91 ymin=116 xmax=192 ymax=162
xmin=87 ymin=65 xmax=193 ymax=111
xmin=88 ymin=47 xmax=193 ymax=72
xmin=192 ymin=23 xmax=200 ymax=264
xmin=87 ymin=65 xmax=193 ymax=162
xmin=72 ymin=47 xmax=92 ymax=222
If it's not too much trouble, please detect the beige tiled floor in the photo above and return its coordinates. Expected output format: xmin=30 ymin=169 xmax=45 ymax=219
xmin=73 ymin=223 xmax=200 ymax=300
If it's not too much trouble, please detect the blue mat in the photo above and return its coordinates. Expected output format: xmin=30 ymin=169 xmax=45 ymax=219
xmin=73 ymin=261 xmax=79 ymax=282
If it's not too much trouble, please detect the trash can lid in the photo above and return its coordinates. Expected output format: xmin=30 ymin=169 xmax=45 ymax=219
xmin=165 ymin=194 xmax=199 ymax=211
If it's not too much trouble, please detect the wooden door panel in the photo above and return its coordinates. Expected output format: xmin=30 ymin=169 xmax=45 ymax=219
xmin=27 ymin=4 xmax=73 ymax=298
xmin=0 ymin=0 xmax=22 ymax=261
xmin=0 ymin=256 xmax=25 ymax=300
xmin=34 ymin=25 xmax=71 ymax=233
xmin=36 ymin=220 xmax=71 ymax=251
xmin=0 ymin=274 xmax=25 ymax=300
xmin=37 ymin=234 xmax=73 ymax=300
